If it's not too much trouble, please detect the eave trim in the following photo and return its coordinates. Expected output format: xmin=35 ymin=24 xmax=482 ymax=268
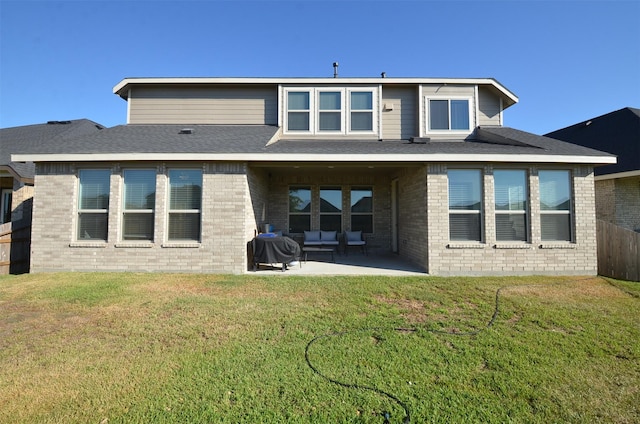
xmin=12 ymin=153 xmax=616 ymax=165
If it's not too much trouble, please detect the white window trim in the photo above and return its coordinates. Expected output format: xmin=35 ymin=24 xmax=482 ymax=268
xmin=283 ymin=87 xmax=379 ymax=136
xmin=424 ymin=96 xmax=474 ymax=136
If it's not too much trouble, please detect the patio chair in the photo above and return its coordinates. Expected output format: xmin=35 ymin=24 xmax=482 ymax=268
xmin=344 ymin=230 xmax=367 ymax=255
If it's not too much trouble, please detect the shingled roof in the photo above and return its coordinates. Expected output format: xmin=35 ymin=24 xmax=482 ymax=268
xmin=1 ymin=119 xmax=105 ymax=181
xmin=545 ymin=107 xmax=640 ymax=176
xmin=12 ymin=123 xmax=614 ymax=166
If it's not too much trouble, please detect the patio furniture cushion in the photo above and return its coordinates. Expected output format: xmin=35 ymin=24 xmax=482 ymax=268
xmin=346 ymin=231 xmax=365 ymax=245
xmin=320 ymin=231 xmax=339 ymax=245
xmin=304 ymin=230 xmax=322 ymax=246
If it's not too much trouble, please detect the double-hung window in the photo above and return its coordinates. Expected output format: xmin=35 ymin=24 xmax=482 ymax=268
xmin=448 ymin=170 xmax=482 ymax=241
xmin=350 ymin=187 xmax=373 ymax=233
xmin=77 ymin=169 xmax=110 ymax=241
xmin=494 ymin=170 xmax=528 ymax=242
xmin=287 ymin=91 xmax=310 ymax=131
xmin=289 ymin=187 xmax=311 ymax=233
xmin=168 ymin=169 xmax=202 ymax=242
xmin=539 ymin=170 xmax=573 ymax=241
xmin=350 ymin=91 xmax=374 ymax=132
xmin=427 ymin=98 xmax=471 ymax=132
xmin=122 ymin=170 xmax=155 ymax=241
xmin=320 ymin=187 xmax=342 ymax=231
xmin=318 ymin=91 xmax=342 ymax=132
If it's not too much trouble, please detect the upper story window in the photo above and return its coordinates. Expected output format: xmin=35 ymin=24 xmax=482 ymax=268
xmin=350 ymin=92 xmax=373 ymax=131
xmin=284 ymin=87 xmax=377 ymax=135
xmin=122 ymin=169 xmax=156 ymax=241
xmin=426 ymin=97 xmax=472 ymax=133
xmin=77 ymin=169 xmax=110 ymax=241
xmin=318 ymin=92 xmax=342 ymax=132
xmin=287 ymin=92 xmax=310 ymax=131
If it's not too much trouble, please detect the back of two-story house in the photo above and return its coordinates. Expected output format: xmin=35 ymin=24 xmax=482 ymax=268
xmin=13 ymin=77 xmax=615 ymax=275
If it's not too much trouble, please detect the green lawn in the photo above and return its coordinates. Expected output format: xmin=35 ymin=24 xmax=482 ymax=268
xmin=0 ymin=273 xmax=638 ymax=423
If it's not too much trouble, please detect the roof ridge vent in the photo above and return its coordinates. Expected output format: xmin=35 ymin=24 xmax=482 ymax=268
xmin=179 ymin=128 xmax=193 ymax=134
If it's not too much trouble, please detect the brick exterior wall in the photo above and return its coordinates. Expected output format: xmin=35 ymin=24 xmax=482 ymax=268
xmin=30 ymin=161 xmax=599 ymax=276
xmin=397 ymin=166 xmax=428 ymax=271
xmin=31 ymin=162 xmax=254 ymax=274
xmin=594 ymin=176 xmax=640 ymax=232
xmin=426 ymin=164 xmax=598 ymax=276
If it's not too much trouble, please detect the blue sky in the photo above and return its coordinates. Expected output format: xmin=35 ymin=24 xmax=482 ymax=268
xmin=1 ymin=0 xmax=639 ymax=134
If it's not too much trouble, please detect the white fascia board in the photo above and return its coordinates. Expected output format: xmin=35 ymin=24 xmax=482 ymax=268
xmin=594 ymin=169 xmax=640 ymax=181
xmin=113 ymin=77 xmax=518 ymax=105
xmin=12 ymin=153 xmax=617 ymax=165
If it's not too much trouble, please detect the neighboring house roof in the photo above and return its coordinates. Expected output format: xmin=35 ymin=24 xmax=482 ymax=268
xmin=1 ymin=119 xmax=105 ymax=182
xmin=12 ymin=124 xmax=615 ymax=166
xmin=545 ymin=107 xmax=640 ymax=177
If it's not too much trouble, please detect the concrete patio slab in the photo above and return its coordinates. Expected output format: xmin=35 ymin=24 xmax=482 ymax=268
xmin=248 ymin=253 xmax=426 ymax=276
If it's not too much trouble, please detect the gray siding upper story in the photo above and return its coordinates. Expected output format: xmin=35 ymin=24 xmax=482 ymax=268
xmin=478 ymin=86 xmax=502 ymax=126
xmin=122 ymin=79 xmax=510 ymax=140
xmin=128 ymin=85 xmax=278 ymax=125
xmin=381 ymin=85 xmax=416 ymax=140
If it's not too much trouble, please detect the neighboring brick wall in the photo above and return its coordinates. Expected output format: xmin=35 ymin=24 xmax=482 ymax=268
xmin=614 ymin=176 xmax=640 ymax=232
xmin=426 ymin=164 xmax=598 ymax=276
xmin=11 ymin=179 xmax=34 ymax=223
xmin=595 ymin=176 xmax=640 ymax=232
xmin=31 ymin=162 xmax=252 ymax=274
xmin=594 ymin=179 xmax=615 ymax=224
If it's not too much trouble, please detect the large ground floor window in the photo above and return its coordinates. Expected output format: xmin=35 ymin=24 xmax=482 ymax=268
xmin=288 ymin=186 xmax=373 ymax=233
xmin=539 ymin=170 xmax=573 ymax=241
xmin=350 ymin=187 xmax=373 ymax=233
xmin=77 ymin=169 xmax=110 ymax=241
xmin=448 ymin=169 xmax=482 ymax=241
xmin=446 ymin=168 xmax=574 ymax=244
xmin=168 ymin=169 xmax=202 ymax=242
xmin=289 ymin=187 xmax=311 ymax=233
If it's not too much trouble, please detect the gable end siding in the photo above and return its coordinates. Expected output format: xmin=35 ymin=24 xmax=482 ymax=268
xmin=128 ymin=85 xmax=277 ymax=125
xmin=478 ymin=86 xmax=502 ymax=126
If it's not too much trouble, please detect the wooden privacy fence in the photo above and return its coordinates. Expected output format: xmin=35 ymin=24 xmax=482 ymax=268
xmin=597 ymin=219 xmax=640 ymax=282
xmin=0 ymin=221 xmax=31 ymax=275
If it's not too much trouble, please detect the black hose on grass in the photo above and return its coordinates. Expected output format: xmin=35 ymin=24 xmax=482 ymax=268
xmin=304 ymin=280 xmax=609 ymax=423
